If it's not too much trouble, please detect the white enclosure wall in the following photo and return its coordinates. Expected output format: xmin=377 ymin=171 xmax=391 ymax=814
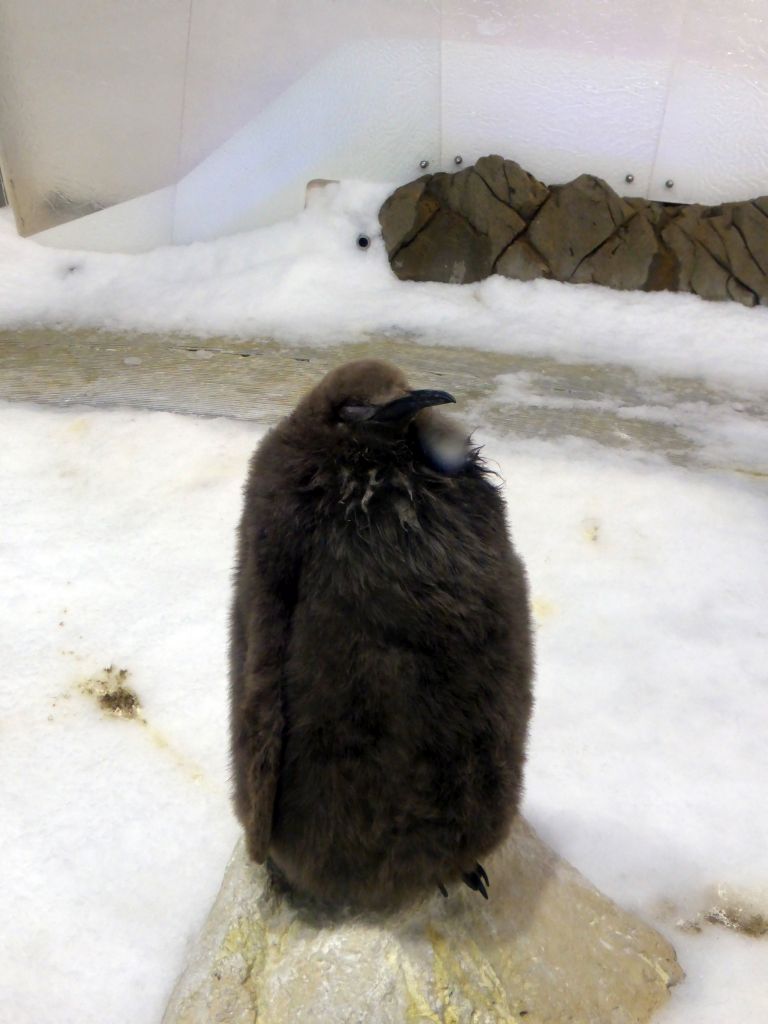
xmin=441 ymin=0 xmax=685 ymax=203
xmin=0 ymin=0 xmax=441 ymax=247
xmin=1 ymin=0 xmax=767 ymax=250
xmin=651 ymin=0 xmax=768 ymax=204
xmin=172 ymin=1 xmax=441 ymax=244
xmin=0 ymin=0 xmax=191 ymax=237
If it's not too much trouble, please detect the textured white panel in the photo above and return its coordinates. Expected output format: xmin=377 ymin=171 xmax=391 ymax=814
xmin=179 ymin=0 xmax=440 ymax=178
xmin=5 ymin=0 xmax=438 ymax=248
xmin=8 ymin=0 xmax=768 ymax=250
xmin=33 ymin=186 xmax=176 ymax=253
xmin=652 ymin=1 xmax=768 ymax=203
xmin=0 ymin=0 xmax=191 ymax=235
xmin=174 ymin=39 xmax=439 ymax=241
xmin=441 ymin=0 xmax=686 ymax=197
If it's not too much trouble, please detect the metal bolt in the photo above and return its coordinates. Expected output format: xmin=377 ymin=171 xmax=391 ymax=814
xmin=625 ymin=173 xmax=634 ymax=184
xmin=419 ymin=159 xmax=429 ymax=170
xmin=454 ymin=155 xmax=463 ymax=165
xmin=665 ymin=179 xmax=675 ymax=189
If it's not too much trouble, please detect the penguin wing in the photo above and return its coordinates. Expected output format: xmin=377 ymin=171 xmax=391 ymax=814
xmin=230 ymin=460 xmax=301 ymax=863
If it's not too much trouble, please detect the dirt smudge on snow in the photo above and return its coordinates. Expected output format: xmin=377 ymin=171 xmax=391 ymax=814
xmin=658 ymin=892 xmax=768 ymax=940
xmin=78 ymin=664 xmax=143 ymax=720
xmin=581 ymin=516 xmax=601 ymax=543
xmin=65 ymin=663 xmax=211 ymax=788
xmin=705 ymin=905 xmax=767 ymax=938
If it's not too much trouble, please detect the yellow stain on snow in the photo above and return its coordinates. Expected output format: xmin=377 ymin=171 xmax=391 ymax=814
xmin=144 ymin=722 xmax=207 ymax=786
xmin=532 ymin=597 xmax=557 ymax=624
xmin=581 ymin=516 xmax=601 ymax=543
xmin=67 ymin=416 xmax=91 ymax=437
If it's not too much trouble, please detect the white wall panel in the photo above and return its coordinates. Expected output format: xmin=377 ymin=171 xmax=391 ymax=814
xmin=0 ymin=0 xmax=191 ymax=236
xmin=33 ymin=186 xmax=176 ymax=253
xmin=174 ymin=0 xmax=440 ymax=241
xmin=441 ymin=0 xmax=686 ymax=197
xmin=177 ymin=0 xmax=440 ymax=180
xmin=3 ymin=0 xmax=768 ymax=251
xmin=174 ymin=40 xmax=440 ymax=242
xmin=0 ymin=0 xmax=439 ymax=247
xmin=651 ymin=0 xmax=768 ymax=204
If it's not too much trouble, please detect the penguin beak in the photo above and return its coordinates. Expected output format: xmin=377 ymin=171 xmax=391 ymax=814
xmin=371 ymin=389 xmax=456 ymax=423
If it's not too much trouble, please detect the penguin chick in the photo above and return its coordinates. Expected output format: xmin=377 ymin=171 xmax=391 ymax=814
xmin=229 ymin=358 xmax=533 ymax=912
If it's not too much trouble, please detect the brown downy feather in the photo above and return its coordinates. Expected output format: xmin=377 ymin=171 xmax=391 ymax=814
xmin=229 ymin=358 xmax=533 ymax=912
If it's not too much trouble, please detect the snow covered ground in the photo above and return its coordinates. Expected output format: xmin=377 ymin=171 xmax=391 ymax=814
xmin=1 ymin=185 xmax=767 ymax=1022
xmin=2 ymin=185 xmax=768 ymax=397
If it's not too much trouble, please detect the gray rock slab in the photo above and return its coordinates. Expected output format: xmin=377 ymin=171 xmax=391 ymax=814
xmin=162 ymin=817 xmax=682 ymax=1024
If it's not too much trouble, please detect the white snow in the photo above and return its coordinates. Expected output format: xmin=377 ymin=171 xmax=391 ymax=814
xmin=508 ymin=440 xmax=768 ymax=1023
xmin=1 ymin=188 xmax=767 ymax=1021
xmin=1 ymin=404 xmax=766 ymax=1023
xmin=489 ymin=371 xmax=768 ymax=473
xmin=0 ymin=407 xmax=248 ymax=1024
xmin=2 ymin=181 xmax=768 ymax=395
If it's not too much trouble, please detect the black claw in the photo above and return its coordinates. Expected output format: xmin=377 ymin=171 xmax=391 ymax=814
xmin=477 ymin=862 xmax=489 ymax=888
xmin=437 ymin=881 xmax=448 ymax=898
xmin=462 ymin=866 xmax=489 ymax=900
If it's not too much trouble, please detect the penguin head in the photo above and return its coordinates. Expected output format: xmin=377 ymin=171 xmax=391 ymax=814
xmin=297 ymin=359 xmax=455 ymax=430
xmin=294 ymin=359 xmax=469 ymax=474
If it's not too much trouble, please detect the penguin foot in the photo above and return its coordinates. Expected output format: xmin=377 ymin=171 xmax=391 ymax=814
xmin=462 ymin=863 xmax=489 ymax=899
xmin=437 ymin=881 xmax=449 ymax=898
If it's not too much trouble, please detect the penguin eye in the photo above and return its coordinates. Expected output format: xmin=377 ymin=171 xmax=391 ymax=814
xmin=338 ymin=399 xmax=374 ymax=423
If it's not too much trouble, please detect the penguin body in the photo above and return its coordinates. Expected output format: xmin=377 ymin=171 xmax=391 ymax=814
xmin=229 ymin=359 xmax=533 ymax=910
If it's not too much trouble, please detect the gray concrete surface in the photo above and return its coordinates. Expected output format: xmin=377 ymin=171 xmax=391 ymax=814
xmin=1 ymin=327 xmax=766 ymax=480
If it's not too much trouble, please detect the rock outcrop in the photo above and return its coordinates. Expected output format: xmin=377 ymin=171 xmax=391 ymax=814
xmin=379 ymin=155 xmax=768 ymax=307
xmin=163 ymin=817 xmax=683 ymax=1024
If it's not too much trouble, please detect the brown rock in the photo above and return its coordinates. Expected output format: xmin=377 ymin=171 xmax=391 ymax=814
xmin=504 ymin=161 xmax=551 ymax=220
xmin=716 ymin=203 xmax=768 ymax=303
xmin=661 ymin=215 xmax=756 ymax=306
xmin=474 ymin=155 xmax=550 ymax=221
xmin=496 ymin=239 xmax=550 ymax=282
xmin=392 ymin=208 xmax=493 ymax=284
xmin=379 ymin=176 xmax=436 ymax=258
xmin=645 ymin=245 xmax=682 ymax=293
xmin=726 ymin=277 xmax=758 ymax=306
xmin=428 ymin=167 xmax=526 ymax=265
xmin=528 ymin=175 xmax=635 ymax=281
xmin=572 ymin=211 xmax=659 ymax=291
xmin=472 ymin=154 xmax=513 ymax=203
xmin=378 ymin=157 xmax=768 ymax=306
